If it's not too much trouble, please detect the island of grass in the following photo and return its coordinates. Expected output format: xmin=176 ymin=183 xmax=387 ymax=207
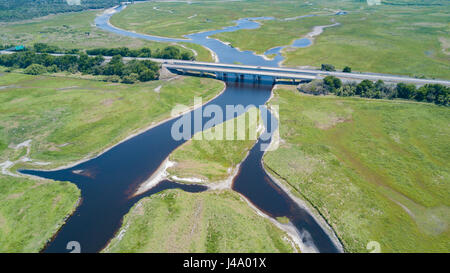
xmin=263 ymin=85 xmax=450 ymax=252
xmin=104 ymin=189 xmax=297 ymax=253
xmin=167 ymin=107 xmax=262 ymax=184
xmin=0 ymin=70 xmax=225 ymax=252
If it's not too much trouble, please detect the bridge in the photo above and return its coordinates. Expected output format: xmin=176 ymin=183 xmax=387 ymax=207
xmin=163 ymin=63 xmax=316 ymax=83
xmin=161 ymin=60 xmax=450 ymax=86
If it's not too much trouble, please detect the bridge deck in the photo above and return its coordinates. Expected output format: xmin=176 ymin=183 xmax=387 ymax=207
xmin=164 ymin=64 xmax=317 ymax=80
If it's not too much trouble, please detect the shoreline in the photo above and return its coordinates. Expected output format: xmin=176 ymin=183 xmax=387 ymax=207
xmin=262 ymin=165 xmax=345 ymax=253
xmin=261 ymin=85 xmax=345 ymax=253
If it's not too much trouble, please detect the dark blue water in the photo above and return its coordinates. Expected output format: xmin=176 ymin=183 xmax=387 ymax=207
xmin=20 ymin=3 xmax=342 ymax=253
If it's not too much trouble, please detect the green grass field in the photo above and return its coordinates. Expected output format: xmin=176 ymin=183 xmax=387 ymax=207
xmin=264 ymin=85 xmax=450 ymax=252
xmin=0 ymin=10 xmax=213 ymax=62
xmin=0 ymin=71 xmax=224 ymax=252
xmin=104 ymin=189 xmax=297 ymax=253
xmin=168 ymin=107 xmax=261 ymax=183
xmin=0 ymin=176 xmax=79 ymax=252
xmin=283 ymin=5 xmax=450 ymax=79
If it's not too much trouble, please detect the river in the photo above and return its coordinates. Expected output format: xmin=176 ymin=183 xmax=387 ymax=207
xmin=20 ymin=3 xmax=342 ymax=253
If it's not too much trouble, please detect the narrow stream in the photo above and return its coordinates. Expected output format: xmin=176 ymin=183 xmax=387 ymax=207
xmin=20 ymin=3 xmax=342 ymax=253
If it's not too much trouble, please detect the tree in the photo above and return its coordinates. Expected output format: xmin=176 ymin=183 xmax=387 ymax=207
xmin=181 ymin=52 xmax=194 ymax=60
xmin=343 ymin=66 xmax=352 ymax=73
xmin=321 ymin=64 xmax=335 ymax=71
xmin=138 ymin=69 xmax=157 ymax=82
xmin=356 ymin=80 xmax=374 ymax=96
xmin=323 ymin=76 xmax=342 ymax=92
xmin=24 ymin=64 xmax=47 ymax=75
xmin=139 ymin=47 xmax=152 ymax=58
xmin=159 ymin=46 xmax=181 ymax=59
xmin=396 ymin=83 xmax=416 ymax=99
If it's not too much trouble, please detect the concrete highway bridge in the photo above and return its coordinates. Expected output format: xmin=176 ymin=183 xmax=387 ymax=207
xmin=163 ymin=63 xmax=316 ymax=83
xmin=161 ymin=60 xmax=450 ymax=86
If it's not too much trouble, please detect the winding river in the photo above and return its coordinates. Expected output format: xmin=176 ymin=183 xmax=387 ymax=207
xmin=21 ymin=4 xmax=343 ymax=253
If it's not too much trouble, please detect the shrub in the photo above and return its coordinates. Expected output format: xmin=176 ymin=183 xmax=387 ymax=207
xmin=139 ymin=69 xmax=157 ymax=82
xmin=106 ymin=75 xmax=121 ymax=83
xmin=121 ymin=73 xmax=139 ymax=84
xmin=343 ymin=66 xmax=352 ymax=73
xmin=321 ymin=64 xmax=335 ymax=71
xmin=24 ymin=64 xmax=47 ymax=75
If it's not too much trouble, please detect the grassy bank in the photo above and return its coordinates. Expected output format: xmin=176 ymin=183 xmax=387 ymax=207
xmin=104 ymin=189 xmax=297 ymax=253
xmin=0 ymin=71 xmax=224 ymax=252
xmin=0 ymin=10 xmax=212 ymax=62
xmin=0 ymin=176 xmax=79 ymax=252
xmin=283 ymin=6 xmax=450 ymax=79
xmin=264 ymin=86 xmax=450 ymax=252
xmin=168 ymin=107 xmax=261 ymax=183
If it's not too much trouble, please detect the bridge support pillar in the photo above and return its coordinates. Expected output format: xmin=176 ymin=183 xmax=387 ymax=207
xmin=240 ymin=74 xmax=244 ymax=81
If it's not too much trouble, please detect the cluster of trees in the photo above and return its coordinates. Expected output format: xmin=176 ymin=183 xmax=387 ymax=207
xmin=32 ymin=43 xmax=79 ymax=54
xmin=299 ymin=76 xmax=449 ymax=106
xmin=0 ymin=51 xmax=160 ymax=84
xmin=31 ymin=43 xmax=195 ymax=60
xmin=0 ymin=0 xmax=121 ymax=22
xmin=86 ymin=46 xmax=195 ymax=60
xmin=321 ymin=64 xmax=352 ymax=73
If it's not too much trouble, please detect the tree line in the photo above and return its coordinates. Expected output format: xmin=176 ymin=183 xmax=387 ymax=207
xmin=86 ymin=46 xmax=195 ymax=60
xmin=299 ymin=76 xmax=449 ymax=106
xmin=26 ymin=43 xmax=195 ymax=60
xmin=0 ymin=51 xmax=160 ymax=84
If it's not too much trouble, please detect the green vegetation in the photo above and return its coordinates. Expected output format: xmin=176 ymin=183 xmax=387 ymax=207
xmin=0 ymin=52 xmax=160 ymax=83
xmin=104 ymin=189 xmax=296 ymax=253
xmin=0 ymin=10 xmax=212 ymax=62
xmin=321 ymin=64 xmax=336 ymax=72
xmin=301 ymin=76 xmax=449 ymax=105
xmin=0 ymin=176 xmax=79 ymax=252
xmin=24 ymin=63 xmax=47 ymax=75
xmin=0 ymin=72 xmax=224 ymax=252
xmin=0 ymin=0 xmax=120 ymax=22
xmin=86 ymin=45 xmax=195 ymax=60
xmin=0 ymin=72 xmax=224 ymax=168
xmin=264 ymin=86 xmax=450 ymax=252
xmin=168 ymin=108 xmax=261 ymax=183
xmin=283 ymin=5 xmax=450 ymax=79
